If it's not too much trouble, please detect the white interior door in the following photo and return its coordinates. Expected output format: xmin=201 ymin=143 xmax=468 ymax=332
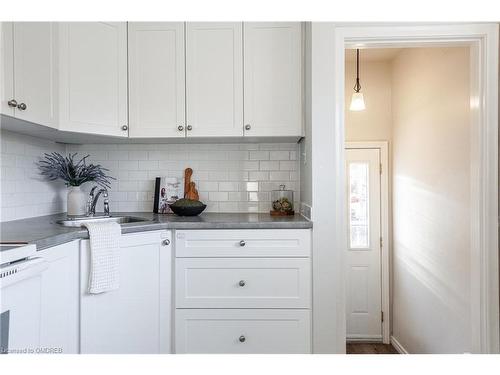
xmin=345 ymin=148 xmax=382 ymax=341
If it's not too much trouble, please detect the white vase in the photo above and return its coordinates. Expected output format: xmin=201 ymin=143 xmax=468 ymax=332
xmin=67 ymin=186 xmax=86 ymax=216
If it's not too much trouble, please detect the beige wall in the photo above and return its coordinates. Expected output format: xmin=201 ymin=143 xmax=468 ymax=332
xmin=391 ymin=47 xmax=471 ymax=353
xmin=345 ymin=60 xmax=392 ymax=142
xmin=345 ymin=47 xmax=471 ymax=353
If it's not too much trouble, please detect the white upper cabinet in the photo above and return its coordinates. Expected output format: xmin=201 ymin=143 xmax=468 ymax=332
xmin=58 ymin=22 xmax=128 ymax=137
xmin=1 ymin=22 xmax=58 ymax=128
xmin=128 ymin=22 xmax=186 ymax=138
xmin=186 ymin=22 xmax=243 ymax=137
xmin=243 ymin=23 xmax=303 ymax=137
xmin=1 ymin=22 xmax=14 ymax=117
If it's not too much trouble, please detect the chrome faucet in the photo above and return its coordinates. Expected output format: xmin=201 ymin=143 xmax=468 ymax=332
xmin=87 ymin=186 xmax=109 ymax=216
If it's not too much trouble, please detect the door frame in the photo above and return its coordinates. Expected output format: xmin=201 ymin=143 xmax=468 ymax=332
xmin=346 ymin=141 xmax=390 ymax=344
xmin=332 ymin=24 xmax=499 ymax=353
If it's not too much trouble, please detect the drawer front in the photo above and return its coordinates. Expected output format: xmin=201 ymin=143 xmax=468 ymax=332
xmin=175 ymin=229 xmax=311 ymax=257
xmin=175 ymin=309 xmax=311 ymax=354
xmin=176 ymin=258 xmax=311 ymax=308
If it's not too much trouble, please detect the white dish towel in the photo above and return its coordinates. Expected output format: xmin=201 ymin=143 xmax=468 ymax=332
xmin=83 ymin=221 xmax=121 ymax=294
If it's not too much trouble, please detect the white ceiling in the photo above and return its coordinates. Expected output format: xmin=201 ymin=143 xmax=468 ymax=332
xmin=345 ymin=48 xmax=403 ymax=62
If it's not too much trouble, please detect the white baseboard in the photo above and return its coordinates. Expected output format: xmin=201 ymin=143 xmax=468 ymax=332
xmin=390 ymin=336 xmax=409 ymax=354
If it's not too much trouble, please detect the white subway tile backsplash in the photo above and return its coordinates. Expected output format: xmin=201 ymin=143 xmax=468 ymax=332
xmin=249 ymin=151 xmax=269 ymax=160
xmin=249 ymin=171 xmax=269 ymax=181
xmin=119 ymin=160 xmax=139 ymax=170
xmin=138 ymin=160 xmax=159 ymax=170
xmin=0 ymin=130 xmax=66 ymax=222
xmin=218 ymin=181 xmax=240 ymax=192
xmin=241 ymin=181 xmax=259 ymax=192
xmin=269 ymin=171 xmax=290 ymax=181
xmin=209 ymin=191 xmax=229 ymax=201
xmin=198 ymin=181 xmax=218 ymax=192
xmin=1 ymin=138 xmax=300 ymax=219
xmin=279 ymin=161 xmax=297 ymax=171
xmin=260 ymin=161 xmax=280 ymax=171
xmin=269 ymin=151 xmax=290 ymax=160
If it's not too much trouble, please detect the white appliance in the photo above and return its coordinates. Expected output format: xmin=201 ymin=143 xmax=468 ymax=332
xmin=0 ymin=244 xmax=48 ymax=354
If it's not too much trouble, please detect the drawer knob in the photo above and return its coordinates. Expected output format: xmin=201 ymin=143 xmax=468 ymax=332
xmin=238 ymin=280 xmax=246 ymax=287
xmin=239 ymin=335 xmax=246 ymax=343
xmin=239 ymin=240 xmax=246 ymax=247
xmin=162 ymin=239 xmax=170 ymax=246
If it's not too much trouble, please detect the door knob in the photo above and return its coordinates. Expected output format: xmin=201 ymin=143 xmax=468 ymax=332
xmin=121 ymin=125 xmax=128 ymax=131
xmin=187 ymin=125 xmax=193 ymax=131
xmin=245 ymin=124 xmax=251 ymax=131
xmin=7 ymin=99 xmax=17 ymax=108
xmin=17 ymin=103 xmax=27 ymax=111
xmin=178 ymin=125 xmax=184 ymax=131
xmin=162 ymin=239 xmax=170 ymax=246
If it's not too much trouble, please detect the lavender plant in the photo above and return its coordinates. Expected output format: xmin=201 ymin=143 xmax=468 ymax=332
xmin=38 ymin=152 xmax=114 ymax=188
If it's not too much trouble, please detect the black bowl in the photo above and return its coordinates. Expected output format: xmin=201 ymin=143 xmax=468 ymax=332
xmin=169 ymin=203 xmax=207 ymax=216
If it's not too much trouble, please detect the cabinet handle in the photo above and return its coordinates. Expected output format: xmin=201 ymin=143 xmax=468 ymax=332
xmin=162 ymin=239 xmax=170 ymax=246
xmin=239 ymin=240 xmax=246 ymax=247
xmin=238 ymin=280 xmax=246 ymax=287
xmin=121 ymin=125 xmax=128 ymax=131
xmin=7 ymin=99 xmax=17 ymax=108
xmin=245 ymin=124 xmax=251 ymax=131
xmin=187 ymin=125 xmax=193 ymax=131
xmin=239 ymin=335 xmax=246 ymax=343
xmin=17 ymin=103 xmax=27 ymax=111
xmin=177 ymin=125 xmax=184 ymax=131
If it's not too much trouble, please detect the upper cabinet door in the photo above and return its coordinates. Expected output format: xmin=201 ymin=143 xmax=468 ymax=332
xmin=128 ymin=22 xmax=186 ymax=138
xmin=186 ymin=23 xmax=243 ymax=137
xmin=244 ymin=23 xmax=303 ymax=137
xmin=12 ymin=22 xmax=58 ymax=128
xmin=59 ymin=22 xmax=128 ymax=137
xmin=0 ymin=22 xmax=14 ymax=117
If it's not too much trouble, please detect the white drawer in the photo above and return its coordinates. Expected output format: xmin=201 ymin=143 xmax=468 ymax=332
xmin=175 ymin=229 xmax=311 ymax=257
xmin=176 ymin=258 xmax=311 ymax=308
xmin=175 ymin=309 xmax=311 ymax=354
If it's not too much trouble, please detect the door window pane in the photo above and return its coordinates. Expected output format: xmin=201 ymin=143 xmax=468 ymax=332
xmin=349 ymin=162 xmax=370 ymax=248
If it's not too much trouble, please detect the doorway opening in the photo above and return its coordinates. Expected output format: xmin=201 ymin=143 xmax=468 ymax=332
xmin=343 ymin=45 xmax=478 ymax=354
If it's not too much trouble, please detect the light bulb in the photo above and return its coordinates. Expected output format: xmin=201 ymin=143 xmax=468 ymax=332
xmin=350 ymin=92 xmax=365 ymax=111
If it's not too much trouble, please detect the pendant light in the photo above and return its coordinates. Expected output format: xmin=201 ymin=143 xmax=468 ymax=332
xmin=350 ymin=49 xmax=366 ymax=111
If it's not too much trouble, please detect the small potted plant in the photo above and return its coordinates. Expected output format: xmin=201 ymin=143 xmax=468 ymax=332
xmin=38 ymin=153 xmax=114 ymax=216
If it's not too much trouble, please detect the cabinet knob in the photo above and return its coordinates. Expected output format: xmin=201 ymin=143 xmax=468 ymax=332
xmin=17 ymin=103 xmax=27 ymax=111
xmin=238 ymin=280 xmax=246 ymax=287
xmin=187 ymin=125 xmax=193 ymax=131
xmin=121 ymin=125 xmax=128 ymax=131
xmin=239 ymin=240 xmax=246 ymax=247
xmin=177 ymin=125 xmax=184 ymax=131
xmin=162 ymin=239 xmax=170 ymax=246
xmin=7 ymin=99 xmax=17 ymax=108
xmin=239 ymin=335 xmax=246 ymax=343
xmin=245 ymin=124 xmax=251 ymax=131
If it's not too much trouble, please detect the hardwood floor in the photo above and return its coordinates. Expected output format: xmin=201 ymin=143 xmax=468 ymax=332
xmin=346 ymin=343 xmax=399 ymax=354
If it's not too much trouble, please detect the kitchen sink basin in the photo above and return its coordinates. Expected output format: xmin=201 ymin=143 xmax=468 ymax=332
xmin=57 ymin=215 xmax=150 ymax=227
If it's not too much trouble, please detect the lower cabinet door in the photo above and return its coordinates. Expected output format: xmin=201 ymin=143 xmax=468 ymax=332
xmin=80 ymin=231 xmax=172 ymax=354
xmin=175 ymin=309 xmax=311 ymax=354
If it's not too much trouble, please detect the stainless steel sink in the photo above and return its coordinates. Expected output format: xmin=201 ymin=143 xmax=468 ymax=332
xmin=57 ymin=215 xmax=150 ymax=227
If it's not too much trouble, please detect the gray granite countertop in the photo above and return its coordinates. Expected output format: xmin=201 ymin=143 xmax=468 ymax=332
xmin=0 ymin=212 xmax=312 ymax=251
